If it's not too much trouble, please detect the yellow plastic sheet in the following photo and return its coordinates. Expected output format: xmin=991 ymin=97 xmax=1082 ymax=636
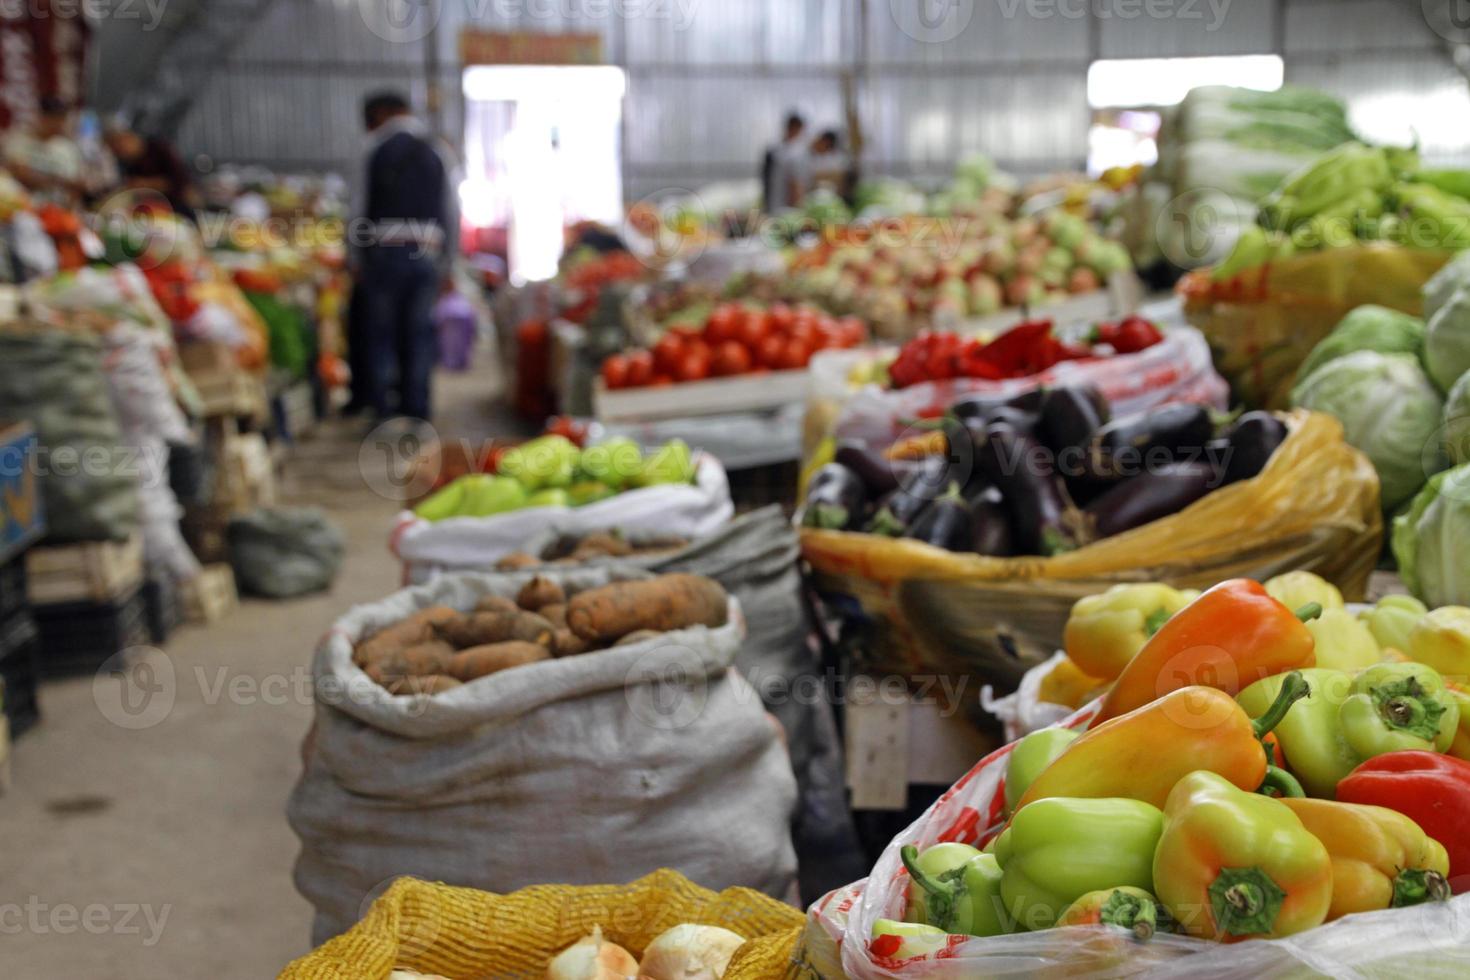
xmin=1182 ymin=244 xmax=1452 ymax=408
xmin=801 ymin=410 xmax=1382 ymax=681
xmin=278 ymin=869 xmax=806 ymax=980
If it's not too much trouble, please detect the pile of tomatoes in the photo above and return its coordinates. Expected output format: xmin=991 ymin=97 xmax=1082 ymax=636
xmin=601 ymin=302 xmax=867 ymax=389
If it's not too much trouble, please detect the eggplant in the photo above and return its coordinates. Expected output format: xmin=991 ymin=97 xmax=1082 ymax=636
xmin=903 ymin=482 xmax=973 ymax=552
xmin=801 ymin=463 xmax=867 ymax=531
xmin=974 ymin=421 xmax=1079 ymax=556
xmin=1039 ymin=384 xmax=1109 ymax=465
xmin=1220 ymin=411 xmax=1288 ymax=484
xmin=951 ymin=393 xmax=1016 ymax=424
xmin=1005 ymin=387 xmax=1047 ymax=414
xmin=969 ymin=487 xmax=1013 ymax=557
xmin=1084 ymin=460 xmax=1221 ymax=538
xmin=865 ymin=485 xmax=933 ymax=536
xmin=1085 ymin=403 xmax=1214 ymax=480
xmin=835 ymin=441 xmax=902 ymax=496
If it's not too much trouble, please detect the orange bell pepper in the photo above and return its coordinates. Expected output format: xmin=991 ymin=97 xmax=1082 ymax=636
xmin=1279 ymin=798 xmax=1450 ymax=920
xmin=1096 ymin=578 xmax=1316 ymax=722
xmin=1154 ymin=771 xmax=1332 ymax=942
xmin=1009 ymin=674 xmax=1309 ymax=814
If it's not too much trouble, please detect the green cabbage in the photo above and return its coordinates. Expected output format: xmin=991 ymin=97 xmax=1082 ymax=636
xmin=1446 ymin=372 xmax=1470 ymax=466
xmin=1425 ymin=287 xmax=1470 ymax=392
xmin=1392 ymin=463 xmax=1470 ymax=606
xmin=1294 ymin=305 xmax=1426 ymax=384
xmin=1423 ymin=250 xmax=1470 ymax=321
xmin=1291 ymin=351 xmax=1447 ymax=510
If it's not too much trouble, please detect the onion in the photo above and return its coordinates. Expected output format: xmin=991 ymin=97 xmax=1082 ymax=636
xmin=636 ymin=924 xmax=746 ymax=980
xmin=546 ymin=925 xmax=640 ymax=980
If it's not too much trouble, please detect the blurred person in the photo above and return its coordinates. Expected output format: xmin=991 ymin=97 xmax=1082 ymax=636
xmin=351 ymin=91 xmax=455 ymax=424
xmin=807 ymin=129 xmax=852 ymax=201
xmin=762 ymin=112 xmax=807 ymax=212
xmin=3 ymin=97 xmax=85 ymax=206
xmin=105 ymin=122 xmax=199 ymax=218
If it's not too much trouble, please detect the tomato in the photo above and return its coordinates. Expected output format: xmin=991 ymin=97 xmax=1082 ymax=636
xmin=814 ymin=322 xmax=845 ymax=351
xmin=755 ymin=334 xmax=786 ymax=369
xmin=736 ymin=309 xmax=771 ymax=349
xmin=839 ymin=316 xmax=866 ymax=346
xmin=706 ymin=303 xmax=738 ymax=337
xmin=625 ymin=350 xmax=654 ymax=387
xmin=675 ymin=345 xmax=712 ymax=382
xmin=652 ymin=334 xmax=685 ymax=376
xmin=787 ymin=319 xmax=818 ymax=350
xmin=776 ymin=338 xmax=813 ymax=371
xmin=712 ymin=340 xmax=753 ymax=377
xmin=649 ymin=374 xmax=675 ymax=387
xmin=768 ymin=303 xmax=795 ymax=332
xmin=600 ymin=354 xmax=630 ymax=389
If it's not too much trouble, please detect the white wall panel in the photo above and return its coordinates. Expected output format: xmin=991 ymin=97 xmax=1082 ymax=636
xmin=1097 ymin=0 xmax=1276 ymax=58
xmin=1284 ymin=0 xmax=1440 ymax=54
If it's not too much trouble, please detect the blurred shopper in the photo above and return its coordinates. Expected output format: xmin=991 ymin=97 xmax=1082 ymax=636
xmin=105 ymin=123 xmax=199 ymax=218
xmin=762 ymin=112 xmax=807 ymax=212
xmin=3 ymin=97 xmax=85 ymax=206
xmin=808 ymin=129 xmax=852 ymax=201
xmin=352 ymin=92 xmax=454 ymax=424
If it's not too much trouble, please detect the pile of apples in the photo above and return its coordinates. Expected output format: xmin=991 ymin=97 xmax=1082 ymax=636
xmin=601 ymin=302 xmax=866 ymax=388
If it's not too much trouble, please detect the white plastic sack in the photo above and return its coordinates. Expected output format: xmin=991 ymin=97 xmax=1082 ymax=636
xmin=980 ymin=651 xmax=1073 ymax=744
xmin=805 ymin=696 xmax=1470 ymax=978
xmin=818 ymin=326 xmax=1229 ymax=452
xmin=394 ymin=453 xmax=735 ymax=583
xmin=288 ymin=566 xmax=799 ymax=945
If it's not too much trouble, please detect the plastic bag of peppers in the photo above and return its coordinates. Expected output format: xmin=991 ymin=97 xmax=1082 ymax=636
xmin=803 ymin=577 xmax=1470 ymax=978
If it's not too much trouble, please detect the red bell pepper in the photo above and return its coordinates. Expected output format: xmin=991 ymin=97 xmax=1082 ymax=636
xmin=1336 ymin=751 xmax=1470 ymax=894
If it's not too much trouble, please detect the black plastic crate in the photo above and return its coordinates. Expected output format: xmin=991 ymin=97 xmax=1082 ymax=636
xmin=142 ymin=575 xmax=181 ymax=645
xmin=0 ymin=557 xmax=24 ymax=625
xmin=34 ymin=586 xmax=149 ymax=678
xmin=1 ymin=610 xmax=40 ymax=737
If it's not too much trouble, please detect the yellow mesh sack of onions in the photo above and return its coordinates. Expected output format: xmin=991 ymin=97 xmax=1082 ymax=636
xmin=277 ymin=868 xmax=806 ymax=980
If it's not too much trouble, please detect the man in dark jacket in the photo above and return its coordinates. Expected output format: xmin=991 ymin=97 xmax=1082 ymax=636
xmin=352 ymin=92 xmax=454 ymax=423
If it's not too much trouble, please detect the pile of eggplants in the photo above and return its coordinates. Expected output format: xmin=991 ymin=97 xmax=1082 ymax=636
xmin=801 ymin=390 xmax=1288 ymax=558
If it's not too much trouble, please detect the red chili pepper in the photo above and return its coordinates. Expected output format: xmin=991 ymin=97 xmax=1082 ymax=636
xmin=1112 ymin=316 xmax=1164 ymax=353
xmin=976 ymin=319 xmax=1054 ymax=376
xmin=1336 ymin=751 xmax=1470 ymax=894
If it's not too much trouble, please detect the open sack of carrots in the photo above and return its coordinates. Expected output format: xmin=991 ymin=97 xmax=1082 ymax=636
xmin=798 ymin=401 xmax=1382 ymax=680
xmin=805 ymin=573 xmax=1470 ymax=978
xmin=289 ymin=567 xmax=799 ymax=944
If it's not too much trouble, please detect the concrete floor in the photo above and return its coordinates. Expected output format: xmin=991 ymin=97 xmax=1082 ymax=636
xmin=0 ymin=366 xmax=517 ymax=978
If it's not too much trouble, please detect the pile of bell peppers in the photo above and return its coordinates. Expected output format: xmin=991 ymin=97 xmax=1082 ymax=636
xmin=412 ymin=436 xmax=695 ymax=521
xmin=878 ymin=572 xmax=1470 ymax=958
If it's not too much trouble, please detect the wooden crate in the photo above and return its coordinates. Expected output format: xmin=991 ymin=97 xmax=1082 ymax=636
xmin=592 ymin=368 xmax=812 ymax=423
xmin=26 ymin=535 xmax=144 ymax=606
xmin=215 ymin=431 xmax=276 ymax=511
xmin=178 ymin=340 xmax=237 ymax=376
xmin=275 ymin=380 xmax=317 ymax=442
xmin=182 ymin=564 xmax=238 ymax=624
xmin=193 ymin=370 xmax=269 ymax=422
xmin=181 ymin=503 xmax=232 ymax=564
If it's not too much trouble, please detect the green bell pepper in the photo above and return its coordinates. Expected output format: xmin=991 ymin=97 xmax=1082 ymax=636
xmin=635 ymin=439 xmax=695 ymax=487
xmin=458 ymin=476 xmax=535 ymax=520
xmin=869 ymin=919 xmax=947 ymax=960
xmin=1340 ymin=662 xmax=1460 ymax=757
xmin=1237 ymin=668 xmax=1358 ymax=799
xmin=1004 ymin=728 xmax=1079 ymax=816
xmin=901 ymin=844 xmax=1006 ymax=937
xmin=567 ymin=480 xmax=616 ymax=507
xmin=498 ymin=435 xmax=579 ymax=491
xmin=1359 ymin=595 xmax=1427 ymax=654
xmin=578 ymin=437 xmax=644 ymax=490
xmin=413 ymin=479 xmax=467 ymax=522
xmin=525 ymin=488 xmax=570 ymax=509
xmin=992 ymin=797 xmax=1164 ymax=931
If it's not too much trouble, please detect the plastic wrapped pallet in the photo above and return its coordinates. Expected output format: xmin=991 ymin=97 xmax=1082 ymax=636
xmin=228 ymin=507 xmax=344 ymax=598
xmin=803 ymin=694 xmax=1470 ymax=979
xmin=0 ymin=325 xmax=139 ymax=543
xmin=288 ymin=566 xmax=798 ymax=945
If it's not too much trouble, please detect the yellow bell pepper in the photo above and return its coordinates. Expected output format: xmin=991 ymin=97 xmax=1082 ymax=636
xmin=1279 ymin=798 xmax=1450 ymax=920
xmin=1408 ymin=606 xmax=1470 ymax=679
xmin=1304 ymin=608 xmax=1382 ymax=672
xmin=1359 ymin=595 xmax=1427 ymax=654
xmin=1062 ymin=583 xmax=1193 ymax=680
xmin=1446 ymin=681 xmax=1470 ymax=761
xmin=1037 ymin=656 xmax=1108 ymax=709
xmin=1264 ymin=571 xmax=1344 ymax=614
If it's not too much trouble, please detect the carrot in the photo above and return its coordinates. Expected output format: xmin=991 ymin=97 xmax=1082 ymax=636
xmin=448 ymin=641 xmax=551 ymax=680
xmin=364 ymin=640 xmax=454 ymax=678
xmin=473 ymin=594 xmax=520 ymax=615
xmin=566 ymin=574 xmax=728 ymax=644
xmin=435 ymin=610 xmax=554 ymax=649
xmin=386 ymin=674 xmax=463 ymax=696
xmin=516 ymin=575 xmax=565 ymax=611
xmin=553 ymin=628 xmax=591 ymax=657
xmin=883 ymin=429 xmax=947 ymax=461
xmin=352 ymin=606 xmax=459 ymax=665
